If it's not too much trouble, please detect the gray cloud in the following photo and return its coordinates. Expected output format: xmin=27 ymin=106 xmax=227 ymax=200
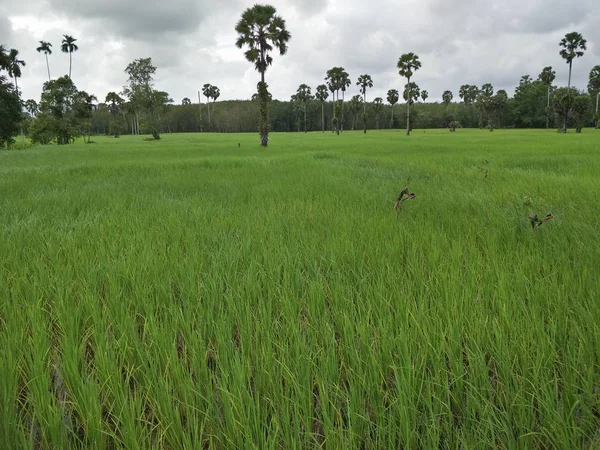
xmin=1 ymin=0 xmax=598 ymax=105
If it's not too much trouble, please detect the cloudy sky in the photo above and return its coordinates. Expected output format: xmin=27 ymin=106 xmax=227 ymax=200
xmin=1 ymin=0 xmax=598 ymax=104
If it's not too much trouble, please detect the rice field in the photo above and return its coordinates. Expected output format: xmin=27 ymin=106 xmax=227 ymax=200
xmin=1 ymin=129 xmax=599 ymax=449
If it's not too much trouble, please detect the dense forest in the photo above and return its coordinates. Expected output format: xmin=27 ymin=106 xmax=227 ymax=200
xmin=1 ymin=13 xmax=599 ymax=149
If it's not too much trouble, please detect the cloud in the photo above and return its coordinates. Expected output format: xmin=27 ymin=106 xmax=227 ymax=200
xmin=1 ymin=0 xmax=598 ymax=104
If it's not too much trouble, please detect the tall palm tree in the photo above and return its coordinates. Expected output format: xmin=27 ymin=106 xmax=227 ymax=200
xmin=37 ymin=41 xmax=52 ymax=81
xmin=61 ymin=35 xmax=78 ymax=79
xmin=325 ymin=67 xmax=342 ymax=134
xmin=386 ymin=89 xmax=399 ymax=128
xmin=459 ymin=84 xmax=470 ymax=104
xmin=420 ymin=90 xmax=429 ymax=102
xmin=356 ymin=74 xmax=373 ymax=133
xmin=559 ymin=32 xmax=586 ymax=89
xmin=315 ymin=84 xmax=328 ymax=132
xmin=235 ymin=4 xmax=290 ymax=147
xmin=339 ymin=69 xmax=351 ymax=131
xmin=397 ymin=52 xmax=421 ymax=135
xmin=588 ymin=65 xmax=600 ymax=128
xmin=202 ymin=83 xmax=213 ymax=124
xmin=348 ymin=94 xmax=362 ymax=130
xmin=538 ymin=66 xmax=556 ymax=129
xmin=7 ymin=49 xmax=26 ymax=96
xmin=442 ymin=90 xmax=453 ymax=106
xmin=296 ymin=84 xmax=312 ymax=133
xmin=210 ymin=85 xmax=220 ymax=120
xmin=373 ymin=97 xmax=384 ymax=129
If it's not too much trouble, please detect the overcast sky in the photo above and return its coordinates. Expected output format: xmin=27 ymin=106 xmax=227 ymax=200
xmin=1 ymin=0 xmax=598 ymax=104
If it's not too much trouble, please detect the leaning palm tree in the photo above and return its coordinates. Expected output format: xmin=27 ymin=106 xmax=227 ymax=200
xmin=386 ymin=89 xmax=399 ymax=129
xmin=61 ymin=35 xmax=78 ymax=79
xmin=589 ymin=65 xmax=600 ymax=128
xmin=235 ymin=4 xmax=290 ymax=147
xmin=559 ymin=32 xmax=586 ymax=89
xmin=356 ymin=74 xmax=373 ymax=133
xmin=538 ymin=66 xmax=556 ymax=129
xmin=7 ymin=49 xmax=26 ymax=96
xmin=315 ymin=84 xmax=329 ymax=132
xmin=36 ymin=41 xmax=52 ymax=81
xmin=397 ymin=52 xmax=421 ymax=135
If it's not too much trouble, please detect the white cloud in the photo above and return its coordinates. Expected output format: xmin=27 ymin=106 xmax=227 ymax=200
xmin=1 ymin=0 xmax=598 ymax=104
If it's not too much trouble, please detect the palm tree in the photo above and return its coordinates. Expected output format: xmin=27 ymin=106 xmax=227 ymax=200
xmin=387 ymin=89 xmax=399 ymax=129
xmin=421 ymin=90 xmax=429 ymax=102
xmin=356 ymin=74 xmax=373 ymax=133
xmin=403 ymin=82 xmax=420 ymax=105
xmin=315 ymin=84 xmax=328 ymax=132
xmin=7 ymin=49 xmax=26 ymax=96
xmin=538 ymin=66 xmax=556 ymax=129
xmin=325 ymin=67 xmax=342 ymax=134
xmin=235 ymin=4 xmax=290 ymax=147
xmin=442 ymin=90 xmax=453 ymax=106
xmin=202 ymin=84 xmax=213 ymax=124
xmin=459 ymin=85 xmax=470 ymax=104
xmin=397 ymin=52 xmax=421 ymax=135
xmin=373 ymin=97 xmax=384 ymax=129
xmin=589 ymin=65 xmax=600 ymax=128
xmin=36 ymin=41 xmax=52 ymax=81
xmin=296 ymin=84 xmax=312 ymax=132
xmin=210 ymin=85 xmax=220 ymax=120
xmin=348 ymin=94 xmax=362 ymax=130
xmin=24 ymin=99 xmax=38 ymax=117
xmin=559 ymin=32 xmax=586 ymax=89
xmin=182 ymin=98 xmax=192 ymax=105
xmin=339 ymin=69 xmax=351 ymax=131
xmin=61 ymin=35 xmax=78 ymax=79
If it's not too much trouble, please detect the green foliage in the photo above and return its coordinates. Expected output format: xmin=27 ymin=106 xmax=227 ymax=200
xmin=571 ymin=94 xmax=592 ymax=132
xmin=552 ymin=87 xmax=577 ymax=132
xmin=0 ymin=75 xmax=22 ymax=148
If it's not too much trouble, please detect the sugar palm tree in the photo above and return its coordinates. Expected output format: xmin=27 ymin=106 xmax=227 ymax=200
xmin=7 ymin=49 xmax=25 ymax=96
xmin=296 ymin=84 xmax=312 ymax=133
xmin=315 ymin=84 xmax=328 ymax=132
xmin=559 ymin=32 xmax=586 ymax=89
xmin=589 ymin=65 xmax=600 ymax=128
xmin=387 ymin=89 xmax=399 ymax=129
xmin=442 ymin=90 xmax=453 ymax=106
xmin=325 ymin=67 xmax=342 ymax=134
xmin=538 ymin=66 xmax=556 ymax=129
xmin=348 ymin=94 xmax=362 ymax=130
xmin=235 ymin=4 xmax=290 ymax=147
xmin=202 ymin=83 xmax=213 ymax=123
xmin=397 ymin=52 xmax=421 ymax=135
xmin=356 ymin=74 xmax=373 ymax=133
xmin=61 ymin=35 xmax=78 ymax=79
xmin=36 ymin=41 xmax=52 ymax=81
xmin=373 ymin=97 xmax=384 ymax=129
xmin=339 ymin=69 xmax=351 ymax=131
xmin=210 ymin=85 xmax=220 ymax=120
xmin=420 ymin=90 xmax=429 ymax=102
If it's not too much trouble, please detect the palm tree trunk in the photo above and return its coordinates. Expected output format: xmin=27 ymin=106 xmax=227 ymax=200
xmin=304 ymin=104 xmax=307 ymax=133
xmin=341 ymin=91 xmax=345 ymax=132
xmin=391 ymin=106 xmax=394 ymax=129
xmin=45 ymin=53 xmax=51 ymax=81
xmin=596 ymin=92 xmax=600 ymax=129
xmin=546 ymin=86 xmax=550 ymax=129
xmin=69 ymin=52 xmax=72 ymax=79
xmin=567 ymin=62 xmax=572 ymax=89
xmin=321 ymin=102 xmax=324 ymax=133
xmin=363 ymin=92 xmax=367 ymax=134
xmin=406 ymin=77 xmax=411 ymax=136
xmin=259 ymin=70 xmax=268 ymax=147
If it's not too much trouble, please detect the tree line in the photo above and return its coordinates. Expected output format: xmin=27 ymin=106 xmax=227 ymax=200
xmin=1 ymin=5 xmax=599 ymax=149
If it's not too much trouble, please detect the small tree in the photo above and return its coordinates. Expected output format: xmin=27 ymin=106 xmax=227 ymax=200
xmin=571 ymin=94 xmax=591 ymax=133
xmin=552 ymin=87 xmax=577 ymax=133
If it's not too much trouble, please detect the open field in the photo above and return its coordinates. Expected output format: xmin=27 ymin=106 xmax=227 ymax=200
xmin=1 ymin=129 xmax=599 ymax=449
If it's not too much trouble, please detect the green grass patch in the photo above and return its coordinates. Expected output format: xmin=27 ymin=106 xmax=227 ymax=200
xmin=1 ymin=129 xmax=599 ymax=448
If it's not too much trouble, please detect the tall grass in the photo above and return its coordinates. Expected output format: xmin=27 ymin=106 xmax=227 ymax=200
xmin=1 ymin=129 xmax=599 ymax=448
